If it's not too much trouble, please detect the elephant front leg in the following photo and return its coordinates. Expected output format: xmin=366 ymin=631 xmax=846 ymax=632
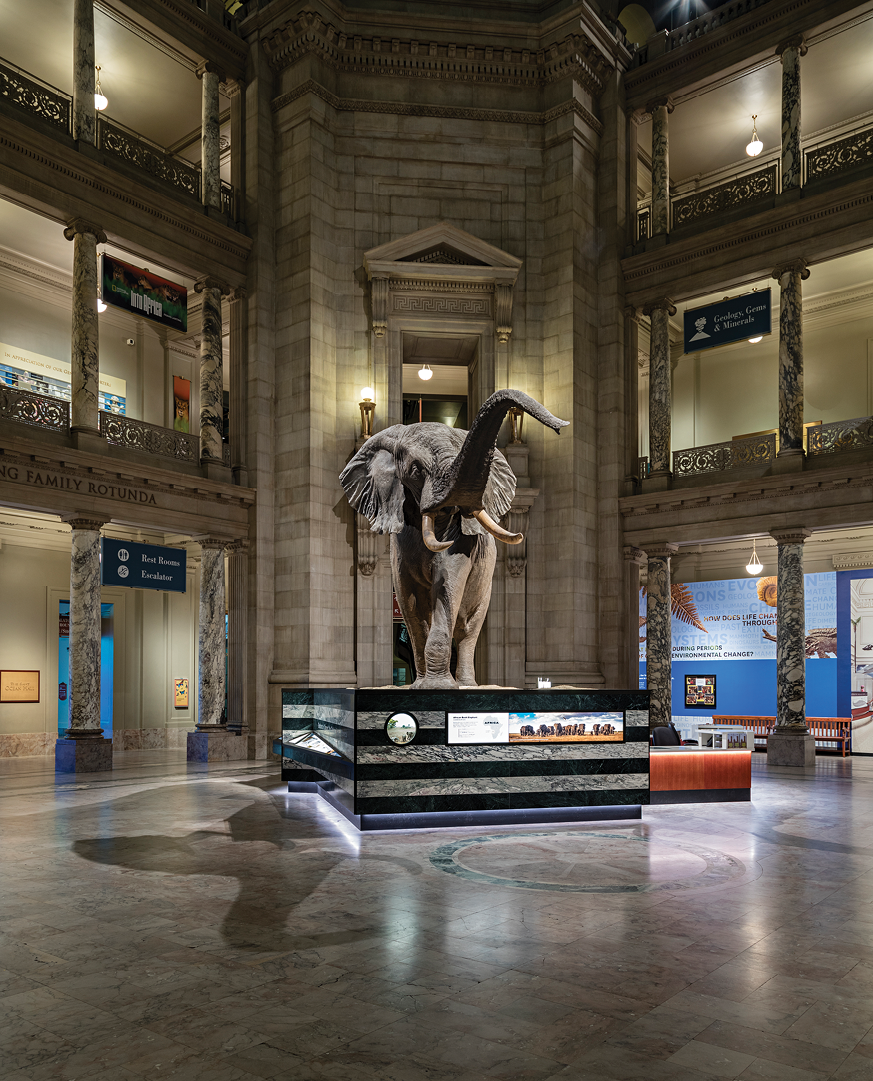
xmin=454 ymin=536 xmax=496 ymax=687
xmin=420 ymin=553 xmax=473 ymax=690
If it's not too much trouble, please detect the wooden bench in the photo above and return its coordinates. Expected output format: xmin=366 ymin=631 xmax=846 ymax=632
xmin=711 ymin=716 xmax=852 ymax=756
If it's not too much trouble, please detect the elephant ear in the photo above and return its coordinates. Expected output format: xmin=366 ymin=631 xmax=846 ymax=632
xmin=461 ymin=447 xmax=517 ymax=536
xmin=339 ymin=426 xmax=405 ymax=534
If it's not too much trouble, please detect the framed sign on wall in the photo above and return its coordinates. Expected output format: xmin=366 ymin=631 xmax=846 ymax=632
xmin=685 ymin=675 xmax=716 ymax=710
xmin=1 ymin=671 xmax=40 ymax=703
xmin=174 ymin=678 xmax=189 ymax=709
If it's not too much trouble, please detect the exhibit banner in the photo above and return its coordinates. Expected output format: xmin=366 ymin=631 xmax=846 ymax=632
xmin=447 ymin=711 xmax=623 ymax=745
xmin=2 ymin=340 xmax=127 ymax=406
xmin=101 ymin=254 xmax=187 ymax=332
xmin=101 ymin=538 xmax=187 ymax=593
xmin=683 ymin=291 xmax=771 ymax=352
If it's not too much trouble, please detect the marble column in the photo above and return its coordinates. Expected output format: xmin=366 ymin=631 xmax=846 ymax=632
xmin=777 ymin=36 xmax=807 ymax=192
xmin=772 ymin=260 xmax=809 ymax=460
xmin=56 ymin=516 xmax=112 ymax=772
xmin=645 ymin=543 xmax=677 ymax=729
xmin=768 ymin=529 xmax=815 ymax=766
xmin=72 ymin=0 xmax=96 ymax=144
xmin=646 ymin=97 xmax=674 ymax=236
xmin=197 ymin=61 xmax=224 ymax=211
xmin=226 ymin=539 xmax=248 ymax=739
xmin=64 ymin=219 xmax=107 ymax=436
xmin=228 ymin=287 xmax=247 ymax=484
xmin=642 ymin=297 xmax=676 ymax=485
xmin=197 ymin=539 xmax=227 ymax=730
xmin=194 ymin=276 xmax=227 ymax=465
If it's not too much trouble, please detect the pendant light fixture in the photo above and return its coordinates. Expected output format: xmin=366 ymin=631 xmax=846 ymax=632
xmin=418 ymin=363 xmax=433 ymax=381
xmin=745 ymin=540 xmax=763 ymax=575
xmin=745 ymin=115 xmax=762 ymax=157
xmin=748 ymin=335 xmax=763 ymax=344
xmin=94 ymin=65 xmax=108 ymax=111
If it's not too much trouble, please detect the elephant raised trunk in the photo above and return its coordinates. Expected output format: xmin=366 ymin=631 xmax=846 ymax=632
xmin=339 ymin=388 xmax=568 ymax=688
xmin=421 ymin=389 xmax=568 ymax=518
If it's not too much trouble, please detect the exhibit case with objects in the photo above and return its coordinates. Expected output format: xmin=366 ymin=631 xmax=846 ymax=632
xmin=275 ymin=688 xmax=651 ymax=830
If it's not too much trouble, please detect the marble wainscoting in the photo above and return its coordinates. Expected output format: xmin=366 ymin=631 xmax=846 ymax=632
xmin=112 ymin=728 xmax=192 ymax=750
xmin=0 ymin=733 xmax=56 ymax=757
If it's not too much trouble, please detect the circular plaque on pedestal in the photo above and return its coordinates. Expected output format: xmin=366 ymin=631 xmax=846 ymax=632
xmin=385 ymin=711 xmax=418 ymax=745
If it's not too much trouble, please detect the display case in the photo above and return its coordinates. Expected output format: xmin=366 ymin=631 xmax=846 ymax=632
xmin=275 ymin=688 xmax=650 ymax=830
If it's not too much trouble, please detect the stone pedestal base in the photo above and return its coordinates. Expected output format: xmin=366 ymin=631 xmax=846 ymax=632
xmin=767 ymin=729 xmax=816 ymax=767
xmin=187 ymin=728 xmax=247 ymax=762
xmin=55 ymin=737 xmax=113 ymax=773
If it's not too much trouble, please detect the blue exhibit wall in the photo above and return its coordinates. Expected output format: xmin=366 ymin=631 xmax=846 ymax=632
xmin=640 ymin=659 xmax=837 ymax=717
xmin=640 ymin=572 xmax=838 ymax=718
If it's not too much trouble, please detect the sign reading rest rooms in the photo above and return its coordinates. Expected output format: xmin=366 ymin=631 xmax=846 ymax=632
xmin=101 ymin=538 xmax=187 ymax=593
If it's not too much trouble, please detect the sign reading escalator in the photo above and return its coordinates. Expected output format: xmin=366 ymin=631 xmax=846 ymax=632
xmin=101 ymin=538 xmax=187 ymax=593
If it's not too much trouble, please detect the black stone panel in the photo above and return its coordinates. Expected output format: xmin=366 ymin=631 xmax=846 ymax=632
xmin=355 ymin=788 xmax=649 ymax=816
xmin=355 ymin=757 xmax=650 ymax=781
xmin=355 ymin=689 xmax=649 ymax=715
xmin=650 ymin=788 xmax=750 ymax=804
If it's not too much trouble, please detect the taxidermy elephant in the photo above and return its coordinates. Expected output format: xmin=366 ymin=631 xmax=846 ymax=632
xmin=339 ymin=389 xmax=568 ymax=689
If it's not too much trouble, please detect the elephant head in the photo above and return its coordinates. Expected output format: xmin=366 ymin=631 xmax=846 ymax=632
xmin=340 ymin=389 xmax=568 ymax=551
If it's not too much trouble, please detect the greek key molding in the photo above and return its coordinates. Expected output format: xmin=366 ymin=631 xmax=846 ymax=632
xmin=392 ymin=295 xmax=490 ymax=316
xmin=263 ymin=12 xmax=611 ymax=98
xmin=272 ymin=79 xmax=602 ymax=134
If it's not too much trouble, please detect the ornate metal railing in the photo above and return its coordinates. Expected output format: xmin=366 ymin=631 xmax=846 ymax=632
xmin=672 ymin=164 xmax=778 ymax=228
xmin=99 ymin=412 xmax=200 ymax=462
xmin=807 ymin=416 xmax=873 ymax=456
xmin=0 ymin=386 xmax=70 ymax=432
xmin=673 ymin=433 xmax=776 ymax=477
xmin=665 ymin=0 xmax=774 ymax=50
xmin=806 ymin=125 xmax=873 ymax=183
xmin=97 ymin=116 xmax=201 ymax=201
xmin=637 ymin=456 xmax=649 ymax=478
xmin=0 ymin=58 xmax=71 ymax=131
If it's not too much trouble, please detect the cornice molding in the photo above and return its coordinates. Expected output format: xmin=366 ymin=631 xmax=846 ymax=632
xmin=271 ymin=78 xmax=603 ymax=134
xmin=262 ymin=11 xmax=612 ymax=97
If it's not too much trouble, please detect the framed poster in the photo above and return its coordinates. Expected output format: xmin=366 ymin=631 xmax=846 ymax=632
xmin=685 ymin=674 xmax=716 ymax=709
xmin=173 ymin=376 xmax=190 ymax=433
xmin=174 ymin=678 xmax=189 ymax=709
xmin=1 ymin=670 xmax=40 ymax=703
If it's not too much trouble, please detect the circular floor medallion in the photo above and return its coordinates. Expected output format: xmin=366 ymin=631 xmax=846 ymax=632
xmin=429 ymin=830 xmax=746 ymax=893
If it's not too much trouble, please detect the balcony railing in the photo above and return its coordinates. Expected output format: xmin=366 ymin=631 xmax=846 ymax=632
xmin=0 ymin=59 xmax=70 ymax=131
xmin=97 ymin=116 xmax=201 ymax=202
xmin=806 ymin=125 xmax=873 ymax=184
xmin=0 ymin=385 xmax=70 ymax=432
xmin=807 ymin=416 xmax=873 ymax=456
xmin=672 ymin=433 xmax=776 ymax=478
xmin=0 ymin=55 xmax=239 ymax=221
xmin=671 ymin=164 xmax=778 ymax=229
xmin=99 ymin=412 xmax=201 ymax=463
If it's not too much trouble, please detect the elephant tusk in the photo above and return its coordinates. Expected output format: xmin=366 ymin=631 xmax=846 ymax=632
xmin=421 ymin=514 xmax=453 ymax=552
xmin=473 ymin=509 xmax=523 ymax=545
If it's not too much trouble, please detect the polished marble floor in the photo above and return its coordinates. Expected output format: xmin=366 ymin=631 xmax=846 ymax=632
xmin=2 ymin=751 xmax=873 ymax=1080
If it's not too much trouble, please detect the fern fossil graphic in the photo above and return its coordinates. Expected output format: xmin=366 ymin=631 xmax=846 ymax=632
xmin=639 ymin=584 xmax=708 ymax=634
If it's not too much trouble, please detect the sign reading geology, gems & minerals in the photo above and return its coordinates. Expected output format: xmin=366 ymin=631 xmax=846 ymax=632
xmin=101 ymin=538 xmax=187 ymax=593
xmin=683 ymin=290 xmax=771 ymax=353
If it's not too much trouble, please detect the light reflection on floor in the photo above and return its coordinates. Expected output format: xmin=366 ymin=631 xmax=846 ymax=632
xmin=1 ymin=751 xmax=873 ymax=1079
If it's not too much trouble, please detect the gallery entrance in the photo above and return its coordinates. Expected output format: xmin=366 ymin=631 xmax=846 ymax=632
xmin=58 ymin=599 xmax=114 ymax=737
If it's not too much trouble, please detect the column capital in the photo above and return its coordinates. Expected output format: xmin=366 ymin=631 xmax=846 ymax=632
xmin=60 ymin=515 xmax=109 ymax=531
xmin=645 ymin=96 xmax=675 ymax=115
xmin=227 ymin=538 xmax=250 ymax=554
xmin=646 ymin=542 xmax=678 ymax=560
xmin=624 ymin=305 xmax=642 ymax=324
xmin=224 ymin=77 xmax=246 ymax=98
xmin=194 ymin=275 xmax=233 ymax=296
xmin=642 ymin=297 xmax=677 ymax=317
xmin=196 ymin=536 xmax=232 ymax=550
xmin=623 ymin=545 xmax=647 ymax=565
xmin=770 ymin=528 xmax=811 ymax=545
xmin=63 ymin=218 xmax=107 ymax=244
xmin=196 ymin=60 xmax=227 ymax=82
xmin=776 ymin=35 xmax=807 ymax=58
xmin=227 ymin=286 xmax=247 ymax=303
xmin=772 ymin=258 xmax=810 ymax=282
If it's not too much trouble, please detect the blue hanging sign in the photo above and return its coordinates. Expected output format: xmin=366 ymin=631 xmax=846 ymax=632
xmin=101 ymin=538 xmax=187 ymax=593
xmin=683 ymin=290 xmax=772 ymax=352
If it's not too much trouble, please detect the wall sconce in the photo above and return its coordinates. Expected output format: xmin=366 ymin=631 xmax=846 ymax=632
xmin=508 ymin=406 xmax=525 ymax=445
xmin=745 ymin=540 xmax=763 ymax=575
xmin=745 ymin=115 xmax=762 ymax=157
xmin=94 ymin=65 xmax=108 ymax=111
xmin=359 ymin=387 xmax=375 ymax=439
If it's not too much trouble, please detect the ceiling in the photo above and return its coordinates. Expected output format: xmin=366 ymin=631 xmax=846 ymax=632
xmin=636 ymin=9 xmax=873 ymax=188
xmin=0 ymin=0 xmax=228 ymax=156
